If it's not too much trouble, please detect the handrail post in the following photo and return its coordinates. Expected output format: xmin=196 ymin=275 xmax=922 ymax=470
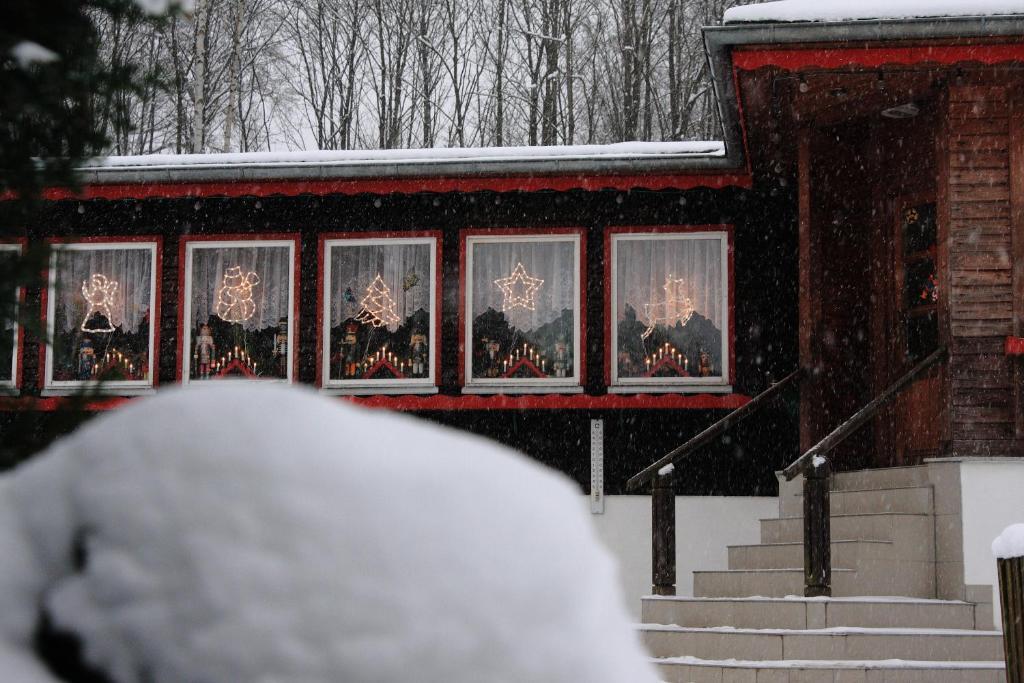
xmin=652 ymin=469 xmax=676 ymax=596
xmin=803 ymin=455 xmax=831 ymax=597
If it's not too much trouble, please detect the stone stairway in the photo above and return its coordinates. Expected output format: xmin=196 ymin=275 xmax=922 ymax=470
xmin=638 ymin=465 xmax=1007 ymax=682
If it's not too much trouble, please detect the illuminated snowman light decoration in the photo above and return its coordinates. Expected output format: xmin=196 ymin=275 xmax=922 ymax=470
xmin=80 ymin=273 xmax=119 ymax=333
xmin=216 ymin=266 xmax=260 ymax=324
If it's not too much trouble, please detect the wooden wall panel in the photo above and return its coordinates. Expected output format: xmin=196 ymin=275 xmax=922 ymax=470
xmin=947 ymin=84 xmax=1019 ymax=455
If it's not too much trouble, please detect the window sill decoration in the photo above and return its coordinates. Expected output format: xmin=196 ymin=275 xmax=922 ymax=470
xmin=462 ymin=230 xmax=584 ymax=393
xmin=180 ymin=236 xmax=299 ymax=384
xmin=608 ymin=227 xmax=732 ymax=392
xmin=44 ymin=238 xmax=160 ymax=394
xmin=319 ymin=234 xmax=439 ymax=395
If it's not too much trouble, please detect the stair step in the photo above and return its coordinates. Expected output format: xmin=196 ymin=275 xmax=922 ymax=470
xmin=831 ymin=465 xmax=930 ymax=491
xmin=729 ymin=539 xmax=893 ymax=570
xmin=779 ymin=485 xmax=934 ymax=517
xmin=654 ymin=657 xmax=1005 ymax=683
xmin=761 ymin=512 xmax=935 ymax=547
xmin=640 ymin=625 xmax=1004 ymax=662
xmin=693 ymin=568 xmax=857 ymax=598
xmin=641 ymin=596 xmax=979 ymax=630
xmin=693 ymin=563 xmax=935 ymax=599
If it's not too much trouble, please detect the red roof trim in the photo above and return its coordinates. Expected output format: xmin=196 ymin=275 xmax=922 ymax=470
xmin=34 ymin=173 xmax=752 ymax=201
xmin=733 ymin=44 xmax=1024 ymax=72
xmin=0 ymin=392 xmax=750 ymax=412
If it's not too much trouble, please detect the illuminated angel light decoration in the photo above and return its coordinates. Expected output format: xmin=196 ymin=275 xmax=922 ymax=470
xmin=355 ymin=274 xmax=401 ymax=328
xmin=641 ymin=274 xmax=695 ymax=340
xmin=215 ymin=266 xmax=261 ymax=323
xmin=81 ymin=274 xmax=118 ymax=333
xmin=494 ymin=262 xmax=544 ymax=311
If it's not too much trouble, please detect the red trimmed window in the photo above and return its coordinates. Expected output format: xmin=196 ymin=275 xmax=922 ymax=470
xmin=609 ymin=230 xmax=731 ymax=392
xmin=463 ymin=232 xmax=584 ymax=393
xmin=181 ymin=237 xmax=299 ymax=383
xmin=320 ymin=235 xmax=439 ymax=394
xmin=0 ymin=243 xmax=22 ymax=389
xmin=44 ymin=239 xmax=160 ymax=395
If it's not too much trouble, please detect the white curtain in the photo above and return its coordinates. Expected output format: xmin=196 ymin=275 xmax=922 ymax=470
xmin=190 ymin=245 xmax=291 ymax=331
xmin=615 ymin=237 xmax=723 ymax=329
xmin=330 ymin=243 xmax=431 ymax=330
xmin=471 ymin=240 xmax=575 ymax=331
xmin=54 ymin=247 xmax=152 ymax=334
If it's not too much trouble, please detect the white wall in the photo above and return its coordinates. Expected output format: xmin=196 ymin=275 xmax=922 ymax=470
xmin=586 ymin=495 xmax=777 ymax=618
xmin=959 ymin=459 xmax=1024 ymax=629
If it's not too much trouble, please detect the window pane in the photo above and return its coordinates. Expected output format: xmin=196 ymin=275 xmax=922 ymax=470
xmin=327 ymin=240 xmax=433 ymax=383
xmin=186 ymin=243 xmax=293 ymax=381
xmin=50 ymin=245 xmax=154 ymax=384
xmin=614 ymin=235 xmax=725 ymax=383
xmin=468 ymin=237 xmax=578 ymax=383
xmin=0 ymin=247 xmax=18 ymax=383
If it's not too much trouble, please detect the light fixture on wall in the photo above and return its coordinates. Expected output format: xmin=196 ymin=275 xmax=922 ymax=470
xmin=881 ymin=103 xmax=920 ymax=119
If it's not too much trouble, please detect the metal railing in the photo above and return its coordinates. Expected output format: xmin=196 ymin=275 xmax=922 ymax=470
xmin=781 ymin=346 xmax=948 ymax=597
xmin=627 ymin=369 xmax=803 ymax=595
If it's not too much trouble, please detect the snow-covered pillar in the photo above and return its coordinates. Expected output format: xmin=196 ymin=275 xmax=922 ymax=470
xmin=994 ymin=524 xmax=1024 ymax=683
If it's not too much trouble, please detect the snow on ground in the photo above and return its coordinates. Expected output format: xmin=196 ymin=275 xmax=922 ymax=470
xmin=0 ymin=384 xmax=659 ymax=683
xmin=992 ymin=523 xmax=1024 ymax=559
xmin=79 ymin=140 xmax=725 ymax=171
xmin=724 ymin=0 xmax=1024 ymax=24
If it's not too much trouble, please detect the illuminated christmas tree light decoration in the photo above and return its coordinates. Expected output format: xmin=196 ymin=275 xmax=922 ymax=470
xmin=355 ymin=274 xmax=401 ymax=328
xmin=494 ymin=262 xmax=544 ymax=311
xmin=80 ymin=274 xmax=119 ymax=333
xmin=215 ymin=266 xmax=261 ymax=323
xmin=641 ymin=275 xmax=696 ymax=340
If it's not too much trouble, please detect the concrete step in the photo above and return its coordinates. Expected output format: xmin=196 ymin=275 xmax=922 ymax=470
xmin=761 ymin=512 xmax=935 ymax=548
xmin=654 ymin=657 xmax=1006 ymax=683
xmin=640 ymin=625 xmax=1005 ymax=662
xmin=779 ymin=486 xmax=934 ymax=517
xmin=693 ymin=568 xmax=857 ymax=598
xmin=728 ymin=539 xmax=893 ymax=570
xmin=831 ymin=465 xmax=930 ymax=492
xmin=641 ymin=596 xmax=980 ymax=630
xmin=694 ymin=561 xmax=935 ymax=598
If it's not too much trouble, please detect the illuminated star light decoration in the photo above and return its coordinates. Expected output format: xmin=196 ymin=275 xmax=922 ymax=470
xmin=216 ymin=265 xmax=261 ymax=323
xmin=356 ymin=274 xmax=401 ymax=328
xmin=494 ymin=262 xmax=544 ymax=311
xmin=81 ymin=273 xmax=119 ymax=333
xmin=642 ymin=274 xmax=695 ymax=340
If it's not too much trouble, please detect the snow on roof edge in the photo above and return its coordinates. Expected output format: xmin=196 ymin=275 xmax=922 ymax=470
xmin=82 ymin=141 xmax=726 ymax=172
xmin=724 ymin=0 xmax=1024 ymax=25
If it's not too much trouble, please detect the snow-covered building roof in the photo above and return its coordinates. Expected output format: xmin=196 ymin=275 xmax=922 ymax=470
xmin=724 ymin=0 xmax=1024 ymax=24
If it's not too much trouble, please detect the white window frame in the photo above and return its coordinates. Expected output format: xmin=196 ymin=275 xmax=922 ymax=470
xmin=464 ymin=233 xmax=583 ymax=394
xmin=321 ymin=236 xmax=438 ymax=395
xmin=609 ymin=231 xmax=731 ymax=393
xmin=182 ymin=239 xmax=297 ymax=384
xmin=0 ymin=243 xmax=22 ymax=390
xmin=44 ymin=241 xmax=158 ymax=395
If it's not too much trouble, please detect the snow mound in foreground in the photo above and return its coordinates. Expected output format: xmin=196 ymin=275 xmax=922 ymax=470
xmin=0 ymin=384 xmax=658 ymax=683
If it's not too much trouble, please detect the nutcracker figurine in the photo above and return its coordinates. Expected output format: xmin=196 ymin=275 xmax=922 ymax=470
xmin=341 ymin=320 xmax=360 ymax=378
xmin=195 ymin=323 xmax=216 ymax=379
xmin=483 ymin=337 xmax=501 ymax=378
xmin=410 ymin=326 xmax=428 ymax=377
xmin=274 ymin=317 xmax=289 ymax=377
xmin=553 ymin=335 xmax=569 ymax=378
xmin=77 ymin=339 xmax=96 ymax=380
xmin=699 ymin=349 xmax=714 ymax=377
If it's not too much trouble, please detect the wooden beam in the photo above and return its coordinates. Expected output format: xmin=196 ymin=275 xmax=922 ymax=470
xmin=798 ymin=128 xmax=818 ymax=452
xmin=1010 ymin=83 xmax=1024 ymax=440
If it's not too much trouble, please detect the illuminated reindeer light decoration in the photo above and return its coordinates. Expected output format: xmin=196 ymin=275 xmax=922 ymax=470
xmin=216 ymin=266 xmax=261 ymax=324
xmin=642 ymin=274 xmax=695 ymax=340
xmin=81 ymin=274 xmax=119 ymax=333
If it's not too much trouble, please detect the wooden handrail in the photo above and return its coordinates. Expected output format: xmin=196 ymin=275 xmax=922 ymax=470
xmin=781 ymin=346 xmax=948 ymax=482
xmin=626 ymin=368 xmax=803 ymax=492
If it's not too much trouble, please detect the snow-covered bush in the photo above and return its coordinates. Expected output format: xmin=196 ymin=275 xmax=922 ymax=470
xmin=0 ymin=384 xmax=658 ymax=683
